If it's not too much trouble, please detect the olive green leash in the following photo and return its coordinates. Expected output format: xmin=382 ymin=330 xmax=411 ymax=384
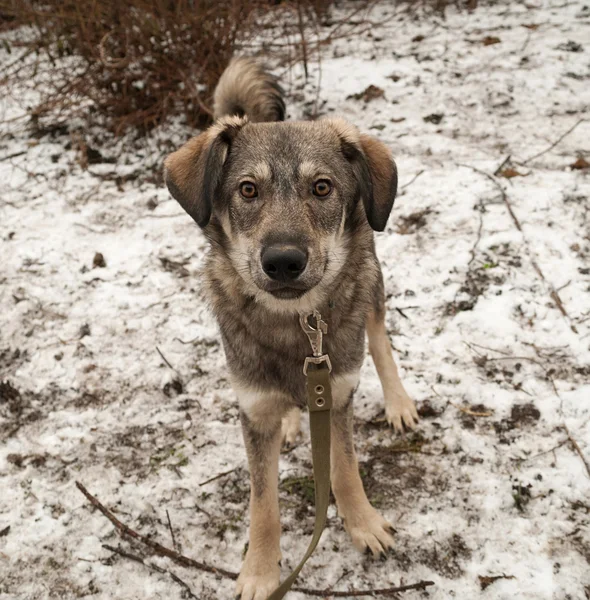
xmin=267 ymin=312 xmax=333 ymax=600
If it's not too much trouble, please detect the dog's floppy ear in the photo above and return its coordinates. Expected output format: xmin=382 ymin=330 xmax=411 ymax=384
xmin=332 ymin=119 xmax=397 ymax=231
xmin=357 ymin=134 xmax=398 ymax=231
xmin=164 ymin=116 xmax=247 ymax=227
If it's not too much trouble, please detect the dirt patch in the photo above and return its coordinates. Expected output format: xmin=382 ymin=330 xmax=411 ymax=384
xmin=511 ymin=403 xmax=541 ymax=424
xmin=101 ymin=424 xmax=189 ymax=479
xmin=396 ymin=208 xmax=433 ymax=235
xmin=0 ymin=380 xmax=51 ymax=438
xmin=417 ymin=399 xmax=446 ymax=419
xmin=0 ymin=347 xmax=29 ymax=378
xmin=390 ymin=533 xmax=472 ymax=579
xmin=493 ymin=402 xmax=541 ymax=444
xmin=280 ymin=474 xmax=317 ymax=523
xmin=159 ymin=256 xmax=191 ymax=278
xmin=6 ymin=453 xmax=49 ymax=469
xmin=361 ymin=432 xmax=448 ymax=508
xmin=448 ymin=267 xmax=505 ymax=313
xmin=512 ymin=481 xmax=533 ymax=512
xmin=445 ymin=243 xmax=523 ymax=316
xmin=479 ymin=574 xmax=515 ymax=590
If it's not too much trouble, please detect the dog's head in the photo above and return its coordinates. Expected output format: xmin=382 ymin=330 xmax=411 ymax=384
xmin=164 ymin=117 xmax=397 ymax=311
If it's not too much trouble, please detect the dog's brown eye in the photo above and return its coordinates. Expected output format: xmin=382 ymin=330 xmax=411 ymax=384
xmin=312 ymin=179 xmax=332 ymax=198
xmin=239 ymin=182 xmax=258 ymax=200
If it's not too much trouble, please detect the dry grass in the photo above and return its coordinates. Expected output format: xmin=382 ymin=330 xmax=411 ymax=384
xmin=0 ymin=0 xmax=338 ymax=134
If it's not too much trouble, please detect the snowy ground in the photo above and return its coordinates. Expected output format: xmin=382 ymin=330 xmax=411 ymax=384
xmin=1 ymin=1 xmax=590 ymax=599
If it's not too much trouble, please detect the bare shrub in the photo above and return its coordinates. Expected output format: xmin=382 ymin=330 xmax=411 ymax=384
xmin=0 ymin=0 xmax=337 ymax=135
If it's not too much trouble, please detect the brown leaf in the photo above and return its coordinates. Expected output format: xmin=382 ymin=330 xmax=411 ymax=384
xmin=522 ymin=23 xmax=540 ymax=30
xmin=479 ymin=575 xmax=515 ymax=590
xmin=347 ymin=85 xmax=385 ymax=103
xmin=571 ymin=157 xmax=589 ymax=170
xmin=500 ymin=167 xmax=526 ymax=178
xmin=482 ymin=36 xmax=501 ymax=46
xmin=93 ymin=252 xmax=106 ymax=268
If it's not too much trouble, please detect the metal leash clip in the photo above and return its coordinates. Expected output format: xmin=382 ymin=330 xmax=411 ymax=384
xmin=299 ymin=310 xmax=332 ymax=375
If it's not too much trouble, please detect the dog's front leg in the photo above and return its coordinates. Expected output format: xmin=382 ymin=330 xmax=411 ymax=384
xmin=331 ymin=375 xmax=395 ymax=558
xmin=367 ymin=306 xmax=419 ymax=433
xmin=236 ymin=403 xmax=282 ymax=600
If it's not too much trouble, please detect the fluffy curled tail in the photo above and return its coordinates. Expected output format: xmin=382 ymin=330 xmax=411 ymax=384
xmin=213 ymin=57 xmax=285 ymax=123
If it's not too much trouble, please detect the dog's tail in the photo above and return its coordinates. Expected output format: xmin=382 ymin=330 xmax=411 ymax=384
xmin=213 ymin=57 xmax=285 ymax=123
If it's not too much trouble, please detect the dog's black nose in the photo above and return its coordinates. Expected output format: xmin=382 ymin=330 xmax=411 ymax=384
xmin=261 ymin=245 xmax=308 ymax=281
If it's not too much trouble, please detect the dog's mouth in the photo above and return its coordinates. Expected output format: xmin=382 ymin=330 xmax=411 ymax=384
xmin=262 ymin=278 xmax=312 ymax=300
xmin=268 ymin=287 xmax=308 ymax=300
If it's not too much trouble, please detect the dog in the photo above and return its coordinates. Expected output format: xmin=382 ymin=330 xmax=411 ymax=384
xmin=164 ymin=57 xmax=419 ymax=600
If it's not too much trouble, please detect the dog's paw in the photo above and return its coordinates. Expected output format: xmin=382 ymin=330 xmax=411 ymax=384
xmin=342 ymin=505 xmax=395 ymax=558
xmin=235 ymin=557 xmax=280 ymax=600
xmin=385 ymin=391 xmax=419 ymax=433
xmin=281 ymin=407 xmax=301 ymax=449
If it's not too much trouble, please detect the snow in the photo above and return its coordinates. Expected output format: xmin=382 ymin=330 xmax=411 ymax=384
xmin=1 ymin=1 xmax=589 ymax=599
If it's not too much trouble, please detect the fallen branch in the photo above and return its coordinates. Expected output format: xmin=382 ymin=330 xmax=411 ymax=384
xmin=76 ymin=481 xmax=435 ymax=597
xmin=75 ymin=481 xmax=238 ymax=579
xmin=293 ymin=580 xmax=435 ymax=597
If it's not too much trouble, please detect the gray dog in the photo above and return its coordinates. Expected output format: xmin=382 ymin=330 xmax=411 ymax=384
xmin=164 ymin=58 xmax=419 ymax=600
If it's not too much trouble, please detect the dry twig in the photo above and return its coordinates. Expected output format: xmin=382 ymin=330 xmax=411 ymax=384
xmin=493 ymin=154 xmax=511 ymax=175
xmin=450 ymin=402 xmax=493 ymax=417
xmin=523 ymin=118 xmax=585 ymax=165
xmin=103 ymin=544 xmax=199 ymax=599
xmin=563 ymin=423 xmax=590 ymax=478
xmin=0 ymin=150 xmax=27 ymax=162
xmin=468 ymin=197 xmax=485 ymax=268
xmin=198 ymin=468 xmax=237 ymax=487
xmin=521 ymin=440 xmax=569 ymax=462
xmin=166 ymin=509 xmax=178 ymax=552
xmin=155 ymin=346 xmax=176 ymax=371
xmin=458 ymin=163 xmax=577 ymax=333
xmin=546 ymin=378 xmax=590 ymax=479
xmin=400 ymin=169 xmax=425 ymax=190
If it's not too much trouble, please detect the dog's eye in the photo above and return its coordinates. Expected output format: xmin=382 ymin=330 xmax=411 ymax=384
xmin=239 ymin=182 xmax=258 ymax=200
xmin=312 ymin=179 xmax=332 ymax=198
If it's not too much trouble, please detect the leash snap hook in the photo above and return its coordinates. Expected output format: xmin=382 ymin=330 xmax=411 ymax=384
xmin=300 ymin=311 xmax=332 ymax=374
